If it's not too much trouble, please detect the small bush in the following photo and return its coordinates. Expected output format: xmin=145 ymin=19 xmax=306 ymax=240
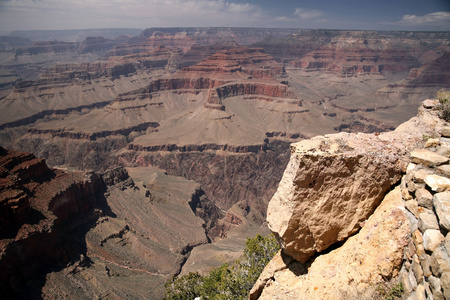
xmin=163 ymin=233 xmax=280 ymax=300
xmin=437 ymin=89 xmax=450 ymax=122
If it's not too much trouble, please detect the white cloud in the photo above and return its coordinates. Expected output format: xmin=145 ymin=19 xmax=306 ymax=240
xmin=0 ymin=0 xmax=267 ymax=30
xmin=294 ymin=7 xmax=325 ymax=20
xmin=385 ymin=11 xmax=450 ymax=30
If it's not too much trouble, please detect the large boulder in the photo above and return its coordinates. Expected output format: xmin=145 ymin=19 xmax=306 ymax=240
xmin=267 ymin=132 xmax=405 ymax=262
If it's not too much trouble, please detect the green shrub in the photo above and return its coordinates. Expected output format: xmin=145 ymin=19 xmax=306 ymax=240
xmin=437 ymin=89 xmax=450 ymax=122
xmin=163 ymin=233 xmax=280 ymax=300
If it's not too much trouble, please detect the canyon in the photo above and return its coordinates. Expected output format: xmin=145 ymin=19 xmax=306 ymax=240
xmin=0 ymin=27 xmax=449 ymax=299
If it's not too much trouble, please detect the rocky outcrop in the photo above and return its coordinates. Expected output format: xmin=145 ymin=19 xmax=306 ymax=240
xmin=0 ymin=146 xmax=106 ymax=297
xmin=252 ymin=100 xmax=449 ymax=299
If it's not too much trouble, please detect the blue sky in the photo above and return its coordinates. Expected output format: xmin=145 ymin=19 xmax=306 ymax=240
xmin=0 ymin=0 xmax=449 ymax=32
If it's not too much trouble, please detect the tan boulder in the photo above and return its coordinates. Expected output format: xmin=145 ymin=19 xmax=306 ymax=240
xmin=411 ymin=149 xmax=449 ymax=167
xmin=267 ymin=132 xmax=404 ymax=262
xmin=256 ymin=187 xmax=410 ymax=300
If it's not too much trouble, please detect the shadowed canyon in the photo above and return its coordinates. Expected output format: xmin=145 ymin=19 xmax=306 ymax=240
xmin=0 ymin=27 xmax=449 ymax=299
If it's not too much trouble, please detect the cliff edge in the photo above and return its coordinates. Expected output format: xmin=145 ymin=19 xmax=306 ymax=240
xmin=251 ymin=99 xmax=450 ymax=299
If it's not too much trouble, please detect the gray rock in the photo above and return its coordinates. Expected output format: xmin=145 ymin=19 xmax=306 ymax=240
xmin=437 ymin=148 xmax=450 ymax=159
xmin=424 ymin=229 xmax=445 ymax=252
xmin=416 ymin=188 xmax=434 ymax=209
xmin=429 ymin=275 xmax=442 ymax=292
xmin=400 ymin=265 xmax=417 ymax=294
xmin=433 ymin=192 xmax=450 ymax=231
xmin=431 ymin=245 xmax=450 ymax=277
xmin=441 ymin=272 xmax=450 ymax=300
xmin=419 ymin=209 xmax=441 ymax=232
xmin=420 ymin=254 xmax=432 ymax=277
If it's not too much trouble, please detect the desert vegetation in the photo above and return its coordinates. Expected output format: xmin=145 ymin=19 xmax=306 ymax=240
xmin=163 ymin=234 xmax=280 ymax=300
xmin=437 ymin=89 xmax=450 ymax=122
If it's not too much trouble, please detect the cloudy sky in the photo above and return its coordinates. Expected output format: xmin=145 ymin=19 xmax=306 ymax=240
xmin=0 ymin=0 xmax=449 ymax=32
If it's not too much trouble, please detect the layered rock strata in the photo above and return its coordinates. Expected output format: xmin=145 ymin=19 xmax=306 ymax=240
xmin=251 ymin=99 xmax=450 ymax=299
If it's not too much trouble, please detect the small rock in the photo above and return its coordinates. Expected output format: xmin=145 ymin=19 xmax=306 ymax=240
xmin=420 ymin=254 xmax=432 ymax=277
xmin=416 ymin=188 xmax=434 ymax=209
xmin=400 ymin=266 xmax=416 ymax=294
xmin=436 ymin=147 xmax=450 ymax=158
xmin=411 ymin=149 xmax=449 ymax=167
xmin=423 ymin=99 xmax=439 ymax=109
xmin=433 ymin=290 xmax=445 ymax=300
xmin=412 ymin=254 xmax=424 ymax=283
xmin=419 ymin=209 xmax=440 ymax=231
xmin=441 ymin=272 xmax=450 ymax=300
xmin=416 ymin=283 xmax=426 ymax=300
xmin=425 ymin=175 xmax=450 ymax=192
xmin=402 ymin=188 xmax=413 ymax=200
xmin=425 ymin=138 xmax=440 ymax=148
xmin=442 ymin=126 xmax=450 ymax=138
xmin=429 ymin=275 xmax=441 ymax=293
xmin=430 ymin=245 xmax=450 ymax=276
xmin=413 ymin=229 xmax=424 ymax=246
xmin=433 ymin=191 xmax=450 ymax=231
xmin=406 ymin=200 xmax=420 ymax=218
xmin=408 ymin=180 xmax=418 ymax=193
xmin=423 ymin=229 xmax=445 ymax=252
xmin=414 ymin=169 xmax=432 ymax=183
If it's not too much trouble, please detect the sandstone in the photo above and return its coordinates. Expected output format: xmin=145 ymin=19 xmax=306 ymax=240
xmin=442 ymin=126 xmax=450 ymax=138
xmin=413 ymin=230 xmax=423 ymax=249
xmin=256 ymin=187 xmax=410 ymax=300
xmin=416 ymin=188 xmax=433 ymax=209
xmin=412 ymin=254 xmax=424 ymax=283
xmin=267 ymin=132 xmax=403 ymax=262
xmin=405 ymin=200 xmax=420 ymax=218
xmin=411 ymin=149 xmax=448 ymax=167
xmin=425 ymin=138 xmax=440 ymax=148
xmin=423 ymin=229 xmax=445 ymax=252
xmin=419 ymin=209 xmax=440 ymax=232
xmin=425 ymin=175 xmax=450 ymax=192
xmin=413 ymin=168 xmax=432 ymax=183
xmin=402 ymin=188 xmax=413 ymax=200
xmin=433 ymin=191 xmax=450 ymax=231
xmin=437 ymin=148 xmax=450 ymax=158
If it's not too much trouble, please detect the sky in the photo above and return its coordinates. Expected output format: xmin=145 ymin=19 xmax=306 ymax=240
xmin=0 ymin=0 xmax=449 ymax=32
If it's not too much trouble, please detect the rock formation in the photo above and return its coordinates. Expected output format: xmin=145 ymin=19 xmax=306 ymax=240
xmin=0 ymin=27 xmax=449 ymax=299
xmin=251 ymin=100 xmax=450 ymax=299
